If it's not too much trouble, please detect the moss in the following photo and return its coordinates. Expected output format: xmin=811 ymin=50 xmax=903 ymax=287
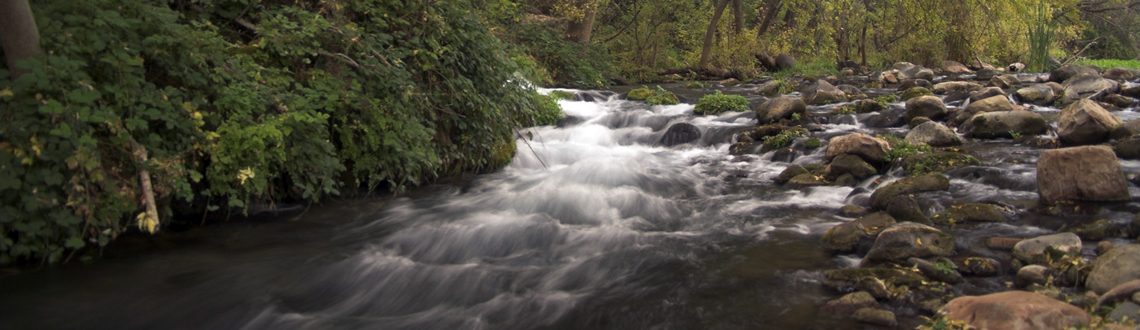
xmin=646 ymin=89 xmax=680 ymax=105
xmin=627 ymin=87 xmax=654 ymax=100
xmin=805 ymin=138 xmax=822 ymax=148
xmin=903 ymin=152 xmax=981 ymax=176
xmin=900 ymin=87 xmax=933 ymax=101
xmin=694 ymin=91 xmax=750 ymax=115
xmin=761 ymin=126 xmax=808 ymax=150
xmin=486 ymin=138 xmax=517 ymax=172
xmin=825 ymin=267 xmax=927 ymax=288
xmin=549 ymin=90 xmax=575 ymax=100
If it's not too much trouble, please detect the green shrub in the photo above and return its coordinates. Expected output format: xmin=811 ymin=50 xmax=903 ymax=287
xmin=527 ymin=92 xmax=564 ymax=126
xmin=550 ymin=90 xmax=576 ymax=101
xmin=885 ymin=140 xmax=934 ymax=162
xmin=646 ymin=86 xmax=680 ymax=105
xmin=694 ymin=91 xmax=749 ymax=115
xmin=1076 ymin=59 xmax=1140 ymax=70
xmin=1 ymin=0 xmax=546 ymax=264
xmin=762 ymin=127 xmax=807 ymax=149
xmin=628 ymin=87 xmax=655 ymax=100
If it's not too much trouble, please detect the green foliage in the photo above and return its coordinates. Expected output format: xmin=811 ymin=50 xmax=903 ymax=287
xmin=1077 ymin=59 xmax=1140 ymax=70
xmin=1028 ymin=1 xmax=1058 ymax=73
xmin=875 ymin=94 xmax=898 ymax=107
xmin=527 ymin=92 xmax=565 ymax=126
xmin=549 ymin=90 xmax=576 ymax=101
xmin=646 ymin=87 xmax=680 ymax=105
xmin=900 ymin=87 xmax=934 ymax=101
xmin=778 ymin=56 xmax=840 ymax=78
xmin=493 ymin=20 xmax=612 ymax=88
xmin=1009 ymin=131 xmax=1023 ymax=139
xmin=694 ymin=91 xmax=749 ymax=115
xmin=628 ymin=87 xmax=655 ymax=100
xmin=762 ymin=127 xmax=807 ymax=149
xmin=885 ymin=139 xmax=933 ymax=162
xmin=684 ymin=81 xmax=708 ymax=89
xmin=805 ymin=138 xmax=822 ymax=148
xmin=1 ymin=0 xmax=545 ymax=264
xmin=829 ymin=106 xmax=856 ymax=115
xmin=933 ymin=258 xmax=959 ymax=274
xmin=918 ymin=313 xmax=971 ymax=330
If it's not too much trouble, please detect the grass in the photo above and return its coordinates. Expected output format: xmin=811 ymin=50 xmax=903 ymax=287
xmin=775 ymin=56 xmax=839 ymax=78
xmin=1076 ymin=59 xmax=1140 ymax=70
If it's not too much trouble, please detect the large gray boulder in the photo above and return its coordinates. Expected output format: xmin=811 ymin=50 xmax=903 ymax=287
xmin=905 ymin=121 xmax=962 ymax=147
xmin=897 ymin=64 xmax=935 ymax=81
xmin=1057 ymin=99 xmax=1123 ymax=145
xmin=1087 ymin=244 xmax=1140 ymax=294
xmin=933 ymin=81 xmax=983 ymax=94
xmin=1014 ymin=84 xmax=1056 ymax=105
xmin=803 ymin=80 xmax=846 ymax=105
xmin=950 ymin=95 xmax=1013 ymax=125
xmin=961 ymin=110 xmax=1048 ymax=139
xmin=1012 ymin=232 xmax=1082 ymax=264
xmin=861 ymin=222 xmax=954 ymax=267
xmin=1061 ymin=74 xmax=1121 ymax=104
xmin=1049 ymin=64 xmax=1100 ymax=83
xmin=825 ymin=133 xmax=891 ymax=166
xmin=754 ymin=96 xmax=806 ymax=124
xmin=1103 ymin=67 xmax=1137 ymax=81
xmin=941 ymin=291 xmax=1091 ymax=330
xmin=905 ymin=95 xmax=947 ymax=122
xmin=1037 ymin=146 xmax=1131 ymax=203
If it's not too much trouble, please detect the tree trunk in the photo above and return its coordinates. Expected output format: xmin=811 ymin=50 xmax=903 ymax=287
xmin=731 ymin=0 xmax=745 ymax=35
xmin=566 ymin=7 xmax=597 ymax=43
xmin=698 ymin=0 xmax=732 ymax=68
xmin=755 ymin=0 xmax=782 ymax=38
xmin=0 ymin=0 xmax=42 ymax=78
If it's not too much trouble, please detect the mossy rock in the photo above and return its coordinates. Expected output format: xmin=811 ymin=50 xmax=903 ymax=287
xmin=822 ymin=212 xmax=897 ymax=253
xmin=627 ymin=87 xmax=654 ymax=100
xmin=899 ymin=87 xmax=934 ymax=101
xmin=869 ymin=173 xmax=951 ymax=210
xmin=1069 ymin=219 xmax=1121 ymax=241
xmin=549 ymin=90 xmax=576 ymax=100
xmin=824 ymin=267 xmax=927 ymax=289
xmin=646 ymin=90 xmax=680 ymax=105
xmin=486 ymin=138 xmax=517 ymax=172
xmin=786 ymin=173 xmax=830 ymax=187
xmin=903 ymin=152 xmax=981 ymax=176
xmin=775 ymin=164 xmax=809 ymax=185
xmin=827 ymin=154 xmax=878 ymax=180
xmin=931 ymin=203 xmax=1008 ymax=225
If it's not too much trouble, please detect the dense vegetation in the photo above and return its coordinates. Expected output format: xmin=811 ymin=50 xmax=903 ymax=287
xmin=0 ymin=0 xmax=559 ymax=264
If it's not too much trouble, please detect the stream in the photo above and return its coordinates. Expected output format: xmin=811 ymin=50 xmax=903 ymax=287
xmin=3 ymin=82 xmax=1139 ymax=330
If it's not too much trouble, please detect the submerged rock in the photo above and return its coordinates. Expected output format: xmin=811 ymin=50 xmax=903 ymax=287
xmin=852 ymin=307 xmax=897 ymax=327
xmin=902 ymin=152 xmax=979 ymax=175
xmin=1037 ymin=146 xmax=1131 ymax=203
xmin=861 ymin=222 xmax=954 ymax=267
xmin=1057 ymin=99 xmax=1122 ymax=146
xmin=955 ymin=257 xmax=1000 ymax=276
xmin=1087 ymin=244 xmax=1140 ymax=294
xmin=660 ymin=123 xmax=701 ymax=146
xmin=822 ymin=212 xmax=897 ymax=253
xmin=1012 ymin=232 xmax=1082 ymax=264
xmin=931 ymin=203 xmax=1008 ymax=225
xmin=941 ymin=291 xmax=1091 ymax=330
xmin=820 ymin=291 xmax=879 ymax=315
xmin=869 ymin=173 xmax=950 ymax=210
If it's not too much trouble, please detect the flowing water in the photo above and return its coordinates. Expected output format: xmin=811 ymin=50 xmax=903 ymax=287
xmin=3 ymin=83 xmax=1139 ymax=330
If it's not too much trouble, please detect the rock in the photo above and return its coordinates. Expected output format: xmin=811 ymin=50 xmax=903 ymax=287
xmin=1097 ymin=279 xmax=1140 ymax=308
xmin=976 ymin=68 xmax=998 ymax=81
xmin=1045 ymin=81 xmax=1065 ymax=95
xmin=840 ymin=204 xmax=870 ymax=217
xmin=660 ymin=123 xmax=701 ymax=146
xmin=775 ymin=164 xmax=809 ymax=185
xmin=950 ymin=95 xmax=1013 ymax=125
xmin=869 ymin=173 xmax=951 ymax=210
xmin=853 ymin=99 xmax=885 ymax=113
xmin=786 ymin=173 xmax=829 ymax=187
xmin=1012 ymin=232 xmax=1082 ymax=264
xmin=822 ymin=212 xmax=897 ymax=253
xmin=803 ymin=80 xmax=847 ymax=104
xmin=941 ymin=291 xmax=1091 ymax=330
xmin=1070 ymin=219 xmax=1121 ymax=241
xmin=756 ymin=80 xmax=786 ymax=96
xmin=774 ymin=53 xmax=796 ymax=70
xmin=1105 ymin=93 xmax=1137 ymax=108
xmin=826 ymin=154 xmax=878 ymax=180
xmin=1113 ymin=119 xmax=1140 ymax=140
xmin=1008 ymin=62 xmax=1027 ymax=72
xmin=1099 ymin=240 xmax=1117 ymax=255
xmin=837 ymin=84 xmax=862 ymax=96
xmin=718 ymin=78 xmax=740 ymax=86
xmin=986 ymin=237 xmax=1023 ymax=249
xmin=820 ymin=291 xmax=880 ymax=315
xmin=898 ymin=64 xmax=935 ymax=81
xmin=825 ymin=133 xmax=891 ymax=167
xmin=933 ymin=81 xmax=983 ymax=94
xmin=910 ymin=116 xmax=932 ymax=126
xmin=1117 ymin=137 xmax=1140 ymax=159
xmin=956 ymin=257 xmax=1000 ymax=276
xmin=861 ymin=222 xmax=954 ymax=267
xmin=1057 ymin=99 xmax=1123 ymax=145
xmin=1037 ymin=146 xmax=1131 ymax=203
xmin=902 ymin=152 xmax=979 ymax=174
xmin=755 ymin=96 xmax=807 ymax=124
xmin=1124 ymin=85 xmax=1140 ymax=98
xmin=905 ymin=95 xmax=948 ymax=122
xmin=905 ymin=122 xmax=963 ymax=147
xmin=1016 ymin=265 xmax=1050 ymax=287
xmin=910 ymin=257 xmax=963 ymax=283
xmin=931 ymin=203 xmax=1008 ymax=225
xmin=1014 ymin=84 xmax=1056 ymax=105
xmin=824 ymin=267 xmax=927 ymax=290
xmin=886 ymin=195 xmax=930 ymax=225
xmin=1087 ymin=244 xmax=1140 ymax=294
xmin=942 ymin=60 xmax=973 ymax=74
xmin=863 ymin=107 xmax=907 ymax=128
xmin=1108 ymin=301 xmax=1140 ymax=323
xmin=853 ymin=307 xmax=897 ymax=327
xmin=899 ymin=86 xmax=933 ymax=101
xmin=1104 ymin=67 xmax=1137 ymax=81
xmin=756 ymin=54 xmax=776 ymax=71
xmin=961 ymin=110 xmax=1048 ymax=139
xmin=988 ymin=74 xmax=1018 ymax=89
xmin=1061 ymin=74 xmax=1121 ymax=104
xmin=970 ymin=86 xmax=1008 ymax=103
xmin=1049 ymin=64 xmax=1100 ymax=83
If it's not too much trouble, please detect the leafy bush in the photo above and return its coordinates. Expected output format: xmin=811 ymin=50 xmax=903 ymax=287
xmin=885 ymin=140 xmax=934 ymax=162
xmin=762 ymin=127 xmax=807 ymax=149
xmin=549 ymin=90 xmax=576 ymax=101
xmin=527 ymin=92 xmax=564 ymax=126
xmin=694 ymin=91 xmax=749 ymax=115
xmin=1 ymin=0 xmax=547 ymax=264
xmin=494 ymin=21 xmax=612 ymax=89
xmin=1077 ymin=59 xmax=1140 ymax=70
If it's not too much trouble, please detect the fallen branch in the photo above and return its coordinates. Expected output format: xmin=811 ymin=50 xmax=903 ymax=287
xmin=128 ymin=139 xmax=159 ymax=234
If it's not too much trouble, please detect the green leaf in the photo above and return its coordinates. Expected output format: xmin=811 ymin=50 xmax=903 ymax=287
xmin=65 ymin=236 xmax=85 ymax=249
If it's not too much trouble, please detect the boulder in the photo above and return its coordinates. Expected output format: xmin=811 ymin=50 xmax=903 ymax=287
xmin=898 ymin=64 xmax=935 ymax=81
xmin=1123 ymin=85 xmax=1140 ymax=98
xmin=840 ymin=204 xmax=870 ymax=218
xmin=1049 ymin=64 xmax=1100 ymax=83
xmin=869 ymin=173 xmax=951 ymax=210
xmin=1087 ymin=244 xmax=1140 ymax=294
xmin=955 ymin=257 xmax=1000 ymax=276
xmin=826 ymin=154 xmax=878 ymax=180
xmin=775 ymin=164 xmax=808 ymax=185
xmin=931 ymin=203 xmax=1008 ymax=225
xmin=1117 ymin=137 xmax=1140 ymax=159
xmin=905 ymin=95 xmax=948 ymax=122
xmin=862 ymin=107 xmax=907 ymax=128
xmin=910 ymin=257 xmax=963 ymax=283
xmin=1061 ymin=74 xmax=1121 ymax=104
xmin=1016 ymin=265 xmax=1050 ymax=287
xmin=961 ymin=110 xmax=1048 ymax=139
xmin=825 ymin=133 xmax=891 ymax=166
xmin=1012 ymin=232 xmax=1082 ymax=264
xmin=820 ymin=291 xmax=879 ymax=315
xmin=976 ymin=68 xmax=998 ymax=81
xmin=1108 ymin=301 xmax=1140 ymax=323
xmin=905 ymin=122 xmax=962 ymax=147
xmin=853 ymin=99 xmax=885 ymax=113
xmin=1103 ymin=67 xmax=1137 ymax=81
xmin=861 ymin=222 xmax=954 ymax=267
xmin=899 ymin=86 xmax=933 ymax=100
xmin=660 ymin=123 xmax=701 ymax=146
xmin=941 ymin=291 xmax=1091 ymax=330
xmin=933 ymin=81 xmax=983 ymax=94
xmin=950 ymin=95 xmax=1013 ymax=125
xmin=822 ymin=212 xmax=897 ymax=253
xmin=1014 ymin=84 xmax=1056 ymax=105
xmin=786 ymin=173 xmax=829 ymax=187
xmin=1008 ymin=62 xmax=1027 ymax=72
xmin=970 ymin=86 xmax=1007 ymax=103
xmin=886 ymin=195 xmax=930 ymax=225
xmin=775 ymin=53 xmax=796 ymax=71
xmin=1097 ymin=279 xmax=1140 ymax=308
xmin=988 ymin=74 xmax=1019 ymax=88
xmin=1069 ymin=220 xmax=1121 ymax=241
xmin=902 ymin=152 xmax=979 ymax=175
xmin=1105 ymin=93 xmax=1138 ymax=108
xmin=756 ymin=80 xmax=786 ymax=96
xmin=1057 ymin=99 xmax=1123 ymax=145
xmin=942 ymin=60 xmax=973 ymax=74
xmin=853 ymin=308 xmax=897 ymax=327
xmin=1037 ymin=146 xmax=1131 ymax=203
xmin=1113 ymin=119 xmax=1140 ymax=140
xmin=803 ymin=80 xmax=847 ymax=105
xmin=755 ymin=96 xmax=807 ymax=124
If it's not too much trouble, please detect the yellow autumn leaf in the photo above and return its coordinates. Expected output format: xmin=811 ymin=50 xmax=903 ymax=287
xmin=136 ymin=211 xmax=159 ymax=234
xmin=237 ymin=168 xmax=255 ymax=185
xmin=916 ymin=237 xmax=923 ymax=245
xmin=0 ymin=87 xmax=12 ymax=98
